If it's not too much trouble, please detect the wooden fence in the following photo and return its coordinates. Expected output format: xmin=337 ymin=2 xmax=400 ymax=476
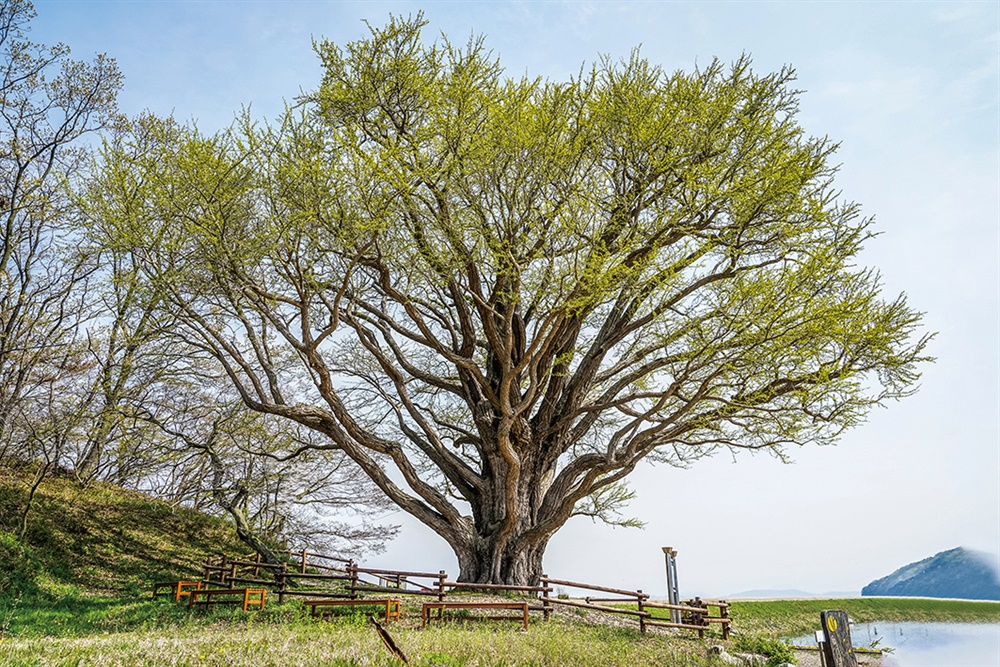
xmin=198 ymin=552 xmax=729 ymax=638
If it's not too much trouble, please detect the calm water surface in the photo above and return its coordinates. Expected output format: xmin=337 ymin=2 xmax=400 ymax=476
xmin=791 ymin=621 xmax=1000 ymax=667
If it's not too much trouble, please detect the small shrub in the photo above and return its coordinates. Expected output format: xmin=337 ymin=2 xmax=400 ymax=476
xmin=418 ymin=653 xmax=466 ymax=667
xmin=732 ymin=634 xmax=796 ymax=667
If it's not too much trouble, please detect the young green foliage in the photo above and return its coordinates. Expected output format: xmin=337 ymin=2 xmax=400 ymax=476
xmin=86 ymin=16 xmax=930 ymax=584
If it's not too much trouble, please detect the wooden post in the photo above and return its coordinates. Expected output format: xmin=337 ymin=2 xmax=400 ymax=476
xmin=692 ymin=597 xmax=706 ymax=639
xmin=637 ymin=589 xmax=646 ymax=634
xmin=300 ymin=548 xmax=308 ymax=574
xmin=228 ymin=562 xmax=237 ymax=589
xmin=720 ymin=600 xmax=730 ymax=640
xmin=254 ymin=552 xmax=261 ymax=578
xmin=820 ymin=610 xmax=858 ymax=667
xmin=203 ymin=556 xmax=212 ymax=584
xmin=437 ymin=570 xmax=446 ymax=602
xmin=278 ymin=561 xmax=287 ymax=605
xmin=349 ymin=561 xmax=358 ymax=600
xmin=541 ymin=575 xmax=551 ymax=621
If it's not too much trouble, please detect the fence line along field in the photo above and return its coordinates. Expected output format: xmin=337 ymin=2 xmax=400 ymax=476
xmin=174 ymin=549 xmax=732 ymax=638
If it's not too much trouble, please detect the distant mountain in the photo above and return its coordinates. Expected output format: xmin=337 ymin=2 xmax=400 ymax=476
xmin=862 ymin=547 xmax=1000 ymax=600
xmin=728 ymin=589 xmax=817 ymax=599
xmin=726 ymin=589 xmax=859 ymax=599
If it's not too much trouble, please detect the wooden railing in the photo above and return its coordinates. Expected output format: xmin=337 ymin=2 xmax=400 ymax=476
xmin=196 ymin=552 xmax=729 ymax=638
xmin=539 ymin=576 xmax=730 ymax=637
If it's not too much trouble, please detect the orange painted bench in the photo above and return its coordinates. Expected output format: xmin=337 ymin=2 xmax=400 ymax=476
xmin=304 ymin=598 xmax=402 ymax=623
xmin=152 ymin=580 xmax=202 ymax=602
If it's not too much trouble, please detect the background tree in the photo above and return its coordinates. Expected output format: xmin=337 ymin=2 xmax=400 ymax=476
xmin=0 ymin=0 xmax=120 ymax=533
xmin=76 ymin=114 xmax=398 ymax=559
xmin=89 ymin=17 xmax=930 ymax=584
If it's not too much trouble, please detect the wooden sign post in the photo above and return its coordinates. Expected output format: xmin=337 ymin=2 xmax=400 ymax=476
xmin=820 ymin=610 xmax=857 ymax=667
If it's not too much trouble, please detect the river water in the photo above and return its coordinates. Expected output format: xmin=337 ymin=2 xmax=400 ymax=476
xmin=791 ymin=621 xmax=1000 ymax=667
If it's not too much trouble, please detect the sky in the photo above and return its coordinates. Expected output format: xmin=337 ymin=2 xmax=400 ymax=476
xmin=28 ymin=0 xmax=1000 ymax=598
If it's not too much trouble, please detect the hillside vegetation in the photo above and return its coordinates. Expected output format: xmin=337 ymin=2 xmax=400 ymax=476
xmin=0 ymin=462 xmax=245 ymax=636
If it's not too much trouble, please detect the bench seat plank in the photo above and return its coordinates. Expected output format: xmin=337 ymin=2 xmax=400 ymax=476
xmin=188 ymin=588 xmax=266 ymax=611
xmin=421 ymin=601 xmax=529 ymax=630
xmin=303 ymin=598 xmax=401 ymax=623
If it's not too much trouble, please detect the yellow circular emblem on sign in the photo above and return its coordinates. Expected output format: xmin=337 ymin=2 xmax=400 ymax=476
xmin=827 ymin=616 xmax=838 ymax=633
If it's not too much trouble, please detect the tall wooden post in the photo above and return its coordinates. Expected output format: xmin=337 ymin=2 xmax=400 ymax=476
xmin=300 ymin=548 xmax=308 ymax=574
xmin=437 ymin=570 xmax=446 ymax=602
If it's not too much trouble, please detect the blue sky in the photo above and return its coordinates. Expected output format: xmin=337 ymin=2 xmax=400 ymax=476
xmin=30 ymin=0 xmax=1000 ymax=597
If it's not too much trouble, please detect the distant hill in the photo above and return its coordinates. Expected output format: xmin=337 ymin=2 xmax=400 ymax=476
xmin=862 ymin=547 xmax=1000 ymax=600
xmin=727 ymin=589 xmax=858 ymax=599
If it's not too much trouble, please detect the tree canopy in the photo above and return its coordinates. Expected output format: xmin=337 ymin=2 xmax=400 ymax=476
xmin=86 ymin=16 xmax=930 ymax=584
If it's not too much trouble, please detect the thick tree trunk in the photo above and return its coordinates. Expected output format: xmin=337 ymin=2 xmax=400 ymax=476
xmin=453 ymin=533 xmax=550 ymax=586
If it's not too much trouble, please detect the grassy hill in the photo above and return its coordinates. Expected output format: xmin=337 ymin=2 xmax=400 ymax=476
xmin=0 ymin=461 xmax=246 ymax=636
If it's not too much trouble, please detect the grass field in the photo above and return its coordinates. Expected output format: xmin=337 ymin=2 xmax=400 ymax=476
xmin=727 ymin=597 xmax=1000 ymax=637
xmin=2 ymin=596 xmax=997 ymax=666
xmin=2 ymin=607 xmax=710 ymax=667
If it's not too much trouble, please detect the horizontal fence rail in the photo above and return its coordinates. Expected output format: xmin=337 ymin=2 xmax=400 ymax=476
xmin=190 ymin=553 xmax=730 ymax=638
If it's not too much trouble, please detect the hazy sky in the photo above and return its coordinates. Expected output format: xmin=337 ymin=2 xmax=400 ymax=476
xmin=29 ymin=0 xmax=999 ymax=597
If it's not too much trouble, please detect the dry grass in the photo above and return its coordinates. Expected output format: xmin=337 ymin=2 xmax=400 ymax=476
xmin=1 ymin=616 xmax=710 ymax=666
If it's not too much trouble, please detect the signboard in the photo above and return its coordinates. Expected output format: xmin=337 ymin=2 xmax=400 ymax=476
xmin=820 ymin=609 xmax=857 ymax=667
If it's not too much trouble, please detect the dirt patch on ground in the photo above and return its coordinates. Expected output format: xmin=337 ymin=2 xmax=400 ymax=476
xmin=791 ymin=647 xmax=883 ymax=667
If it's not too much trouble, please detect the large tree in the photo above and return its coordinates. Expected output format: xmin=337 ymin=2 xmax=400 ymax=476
xmin=87 ymin=17 xmax=929 ymax=584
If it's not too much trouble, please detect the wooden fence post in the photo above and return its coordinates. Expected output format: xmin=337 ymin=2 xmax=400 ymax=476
xmin=437 ymin=570 xmax=446 ymax=602
xmin=720 ymin=600 xmax=730 ymax=640
xmin=278 ymin=561 xmax=287 ymax=605
xmin=254 ymin=552 xmax=261 ymax=578
xmin=637 ymin=589 xmax=646 ymax=634
xmin=349 ymin=561 xmax=358 ymax=600
xmin=301 ymin=548 xmax=308 ymax=574
xmin=541 ymin=574 xmax=551 ymax=621
xmin=228 ymin=561 xmax=237 ymax=589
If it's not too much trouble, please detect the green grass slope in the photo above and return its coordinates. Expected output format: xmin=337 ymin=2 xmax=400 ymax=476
xmin=0 ymin=462 xmax=245 ymax=636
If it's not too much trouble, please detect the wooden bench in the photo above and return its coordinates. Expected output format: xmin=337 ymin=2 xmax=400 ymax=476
xmin=304 ymin=598 xmax=402 ymax=623
xmin=188 ymin=587 xmax=266 ymax=611
xmin=421 ymin=601 xmax=529 ymax=630
xmin=152 ymin=580 xmax=202 ymax=602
